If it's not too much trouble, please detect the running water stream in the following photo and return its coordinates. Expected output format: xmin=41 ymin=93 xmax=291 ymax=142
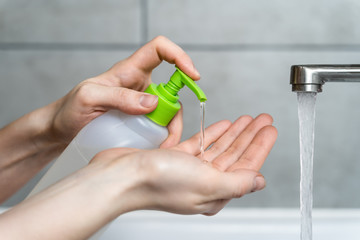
xmin=297 ymin=92 xmax=317 ymax=240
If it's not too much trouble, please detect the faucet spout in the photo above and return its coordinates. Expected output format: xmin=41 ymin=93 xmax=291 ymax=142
xmin=290 ymin=65 xmax=360 ymax=92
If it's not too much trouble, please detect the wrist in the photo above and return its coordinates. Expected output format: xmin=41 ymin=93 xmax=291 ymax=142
xmin=0 ymin=100 xmax=66 ymax=202
xmin=27 ymin=101 xmax=68 ymax=156
xmin=88 ymin=150 xmax=150 ymax=216
xmin=0 ymin=102 xmax=65 ymax=163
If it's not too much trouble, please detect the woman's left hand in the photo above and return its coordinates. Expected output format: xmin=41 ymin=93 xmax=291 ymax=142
xmin=48 ymin=36 xmax=200 ymax=147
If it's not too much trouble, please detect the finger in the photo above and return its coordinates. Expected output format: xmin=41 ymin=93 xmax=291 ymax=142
xmin=212 ymin=113 xmax=274 ymax=171
xmin=227 ymin=125 xmax=278 ymax=172
xmin=174 ymin=120 xmax=232 ymax=155
xmin=204 ymin=115 xmax=253 ymax=162
xmin=160 ymin=104 xmax=183 ymax=148
xmin=128 ymin=36 xmax=200 ymax=80
xmin=79 ymin=83 xmax=158 ymax=115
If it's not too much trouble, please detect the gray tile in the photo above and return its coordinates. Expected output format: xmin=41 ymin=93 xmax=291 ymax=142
xmin=148 ymin=0 xmax=360 ymax=44
xmin=0 ymin=50 xmax=133 ymax=127
xmin=0 ymin=0 xmax=141 ymax=43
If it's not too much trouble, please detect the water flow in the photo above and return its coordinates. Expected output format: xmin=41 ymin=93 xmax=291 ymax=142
xmin=297 ymin=92 xmax=317 ymax=240
xmin=200 ymin=102 xmax=206 ymax=160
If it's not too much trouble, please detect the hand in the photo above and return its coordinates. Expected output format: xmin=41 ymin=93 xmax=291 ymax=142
xmin=49 ymin=36 xmax=200 ymax=147
xmin=90 ymin=113 xmax=277 ymax=216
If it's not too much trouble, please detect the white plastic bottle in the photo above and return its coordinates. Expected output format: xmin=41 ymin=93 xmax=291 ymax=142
xmin=29 ymin=110 xmax=168 ymax=195
xmin=28 ymin=66 xmax=207 ymax=239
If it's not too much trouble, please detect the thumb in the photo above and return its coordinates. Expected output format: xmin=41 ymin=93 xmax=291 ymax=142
xmin=88 ymin=84 xmax=158 ymax=115
xmin=214 ymin=169 xmax=266 ymax=200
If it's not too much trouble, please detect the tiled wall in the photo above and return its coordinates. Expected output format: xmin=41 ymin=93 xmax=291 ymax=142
xmin=1 ymin=0 xmax=360 ymax=208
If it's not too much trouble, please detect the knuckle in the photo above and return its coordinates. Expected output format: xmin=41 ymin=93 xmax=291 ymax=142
xmin=75 ymin=82 xmax=96 ymax=107
xmin=233 ymin=186 xmax=245 ymax=198
xmin=112 ymin=88 xmax=139 ymax=112
xmin=111 ymin=88 xmax=125 ymax=106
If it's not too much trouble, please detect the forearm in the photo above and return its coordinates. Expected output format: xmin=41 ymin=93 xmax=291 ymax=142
xmin=0 ymin=101 xmax=66 ymax=202
xmin=0 ymin=161 xmax=136 ymax=240
xmin=0 ymin=167 xmax=117 ymax=239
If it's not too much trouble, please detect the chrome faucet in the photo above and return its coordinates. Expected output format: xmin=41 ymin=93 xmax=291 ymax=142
xmin=290 ymin=65 xmax=360 ymax=92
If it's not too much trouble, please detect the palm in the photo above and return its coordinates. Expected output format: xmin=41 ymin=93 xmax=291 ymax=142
xmin=174 ymin=113 xmax=277 ymax=173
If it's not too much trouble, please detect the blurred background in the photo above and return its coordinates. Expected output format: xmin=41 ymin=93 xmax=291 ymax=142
xmin=1 ymin=0 xmax=360 ymax=208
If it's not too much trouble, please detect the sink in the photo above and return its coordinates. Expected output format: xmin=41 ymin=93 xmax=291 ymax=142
xmin=2 ymin=207 xmax=360 ymax=239
xmin=100 ymin=208 xmax=360 ymax=240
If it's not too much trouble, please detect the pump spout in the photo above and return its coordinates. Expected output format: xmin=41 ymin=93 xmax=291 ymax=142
xmin=290 ymin=65 xmax=360 ymax=93
xmin=165 ymin=66 xmax=207 ymax=102
xmin=144 ymin=66 xmax=207 ymax=126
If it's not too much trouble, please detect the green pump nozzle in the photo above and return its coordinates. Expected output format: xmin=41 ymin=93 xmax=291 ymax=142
xmin=144 ymin=66 xmax=207 ymax=126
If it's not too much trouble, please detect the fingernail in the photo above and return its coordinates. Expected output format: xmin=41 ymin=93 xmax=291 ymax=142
xmin=252 ymin=176 xmax=266 ymax=192
xmin=140 ymin=94 xmax=158 ymax=108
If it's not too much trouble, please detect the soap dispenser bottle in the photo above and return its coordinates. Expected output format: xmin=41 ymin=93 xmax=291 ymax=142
xmin=29 ymin=66 xmax=207 ymax=196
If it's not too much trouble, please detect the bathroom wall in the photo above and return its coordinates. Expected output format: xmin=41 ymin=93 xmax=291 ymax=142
xmin=1 ymin=0 xmax=360 ymax=208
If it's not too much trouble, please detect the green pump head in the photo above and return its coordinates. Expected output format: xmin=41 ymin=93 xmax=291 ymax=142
xmin=145 ymin=66 xmax=207 ymax=126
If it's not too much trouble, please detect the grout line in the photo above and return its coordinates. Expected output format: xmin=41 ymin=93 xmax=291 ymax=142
xmin=140 ymin=0 xmax=148 ymax=44
xmin=1 ymin=43 xmax=360 ymax=52
xmin=180 ymin=44 xmax=360 ymax=52
xmin=0 ymin=42 xmax=141 ymax=51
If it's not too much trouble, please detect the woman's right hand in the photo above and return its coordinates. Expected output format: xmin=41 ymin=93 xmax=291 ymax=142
xmin=90 ymin=113 xmax=277 ymax=216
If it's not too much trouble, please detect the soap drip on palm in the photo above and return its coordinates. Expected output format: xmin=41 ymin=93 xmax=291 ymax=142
xmin=200 ymin=101 xmax=206 ymax=161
